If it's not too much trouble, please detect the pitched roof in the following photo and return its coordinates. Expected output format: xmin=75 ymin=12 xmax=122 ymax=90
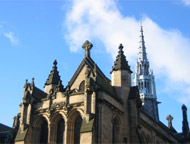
xmin=32 ymin=86 xmax=47 ymax=100
xmin=44 ymin=60 xmax=62 ymax=86
xmin=0 ymin=123 xmax=12 ymax=133
xmin=111 ymin=44 xmax=132 ymax=73
xmin=69 ymin=57 xmax=118 ymax=100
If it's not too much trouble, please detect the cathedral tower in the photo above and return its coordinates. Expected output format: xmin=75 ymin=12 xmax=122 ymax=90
xmin=133 ymin=25 xmax=159 ymax=121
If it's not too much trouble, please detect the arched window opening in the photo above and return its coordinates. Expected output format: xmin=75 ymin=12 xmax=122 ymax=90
xmin=79 ymin=81 xmax=85 ymax=92
xmin=40 ymin=119 xmax=48 ymax=144
xmin=74 ymin=116 xmax=82 ymax=144
xmin=138 ymin=82 xmax=141 ymax=90
xmin=56 ymin=118 xmax=65 ymax=144
xmin=140 ymin=64 xmax=142 ymax=74
xmin=147 ymin=82 xmax=150 ymax=92
xmin=141 ymin=82 xmax=143 ymax=89
xmin=112 ymin=119 xmax=119 ymax=144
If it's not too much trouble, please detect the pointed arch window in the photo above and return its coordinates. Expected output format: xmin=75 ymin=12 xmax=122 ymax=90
xmin=112 ymin=119 xmax=119 ymax=144
xmin=147 ymin=82 xmax=150 ymax=92
xmin=79 ymin=81 xmax=85 ymax=92
xmin=40 ymin=119 xmax=48 ymax=144
xmin=141 ymin=82 xmax=143 ymax=89
xmin=56 ymin=118 xmax=65 ymax=144
xmin=140 ymin=64 xmax=142 ymax=74
xmin=74 ymin=116 xmax=82 ymax=144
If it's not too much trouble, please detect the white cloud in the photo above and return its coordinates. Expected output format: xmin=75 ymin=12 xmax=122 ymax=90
xmin=0 ymin=22 xmax=19 ymax=46
xmin=64 ymin=0 xmax=190 ymax=105
xmin=181 ymin=0 xmax=190 ymax=6
xmin=4 ymin=31 xmax=19 ymax=46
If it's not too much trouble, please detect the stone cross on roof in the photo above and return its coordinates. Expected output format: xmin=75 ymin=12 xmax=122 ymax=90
xmin=166 ymin=114 xmax=173 ymax=129
xmin=82 ymin=40 xmax=93 ymax=58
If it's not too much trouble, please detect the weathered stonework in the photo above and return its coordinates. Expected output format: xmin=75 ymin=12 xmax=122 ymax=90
xmin=13 ymin=40 xmax=190 ymax=144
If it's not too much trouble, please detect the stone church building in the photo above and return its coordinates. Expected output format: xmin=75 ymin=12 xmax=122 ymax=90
xmin=13 ymin=26 xmax=190 ymax=144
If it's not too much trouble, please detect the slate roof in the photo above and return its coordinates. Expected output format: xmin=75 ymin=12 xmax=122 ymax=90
xmin=111 ymin=44 xmax=132 ymax=73
xmin=32 ymin=86 xmax=47 ymax=100
xmin=0 ymin=123 xmax=12 ymax=133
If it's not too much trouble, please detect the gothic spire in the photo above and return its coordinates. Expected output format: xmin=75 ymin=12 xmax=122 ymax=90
xmin=133 ymin=25 xmax=159 ymax=122
xmin=31 ymin=78 xmax=35 ymax=88
xmin=138 ymin=25 xmax=147 ymax=62
xmin=44 ymin=60 xmax=62 ymax=86
xmin=111 ymin=44 xmax=132 ymax=73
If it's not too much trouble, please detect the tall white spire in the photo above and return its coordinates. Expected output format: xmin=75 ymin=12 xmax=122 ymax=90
xmin=133 ymin=25 xmax=159 ymax=121
xmin=138 ymin=25 xmax=147 ymax=62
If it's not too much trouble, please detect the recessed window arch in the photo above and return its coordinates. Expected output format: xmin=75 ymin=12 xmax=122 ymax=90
xmin=140 ymin=64 xmax=142 ymax=74
xmin=74 ymin=115 xmax=82 ymax=144
xmin=67 ymin=110 xmax=84 ymax=144
xmin=112 ymin=117 xmax=120 ymax=144
xmin=141 ymin=82 xmax=143 ymax=89
xmin=40 ymin=119 xmax=48 ymax=144
xmin=138 ymin=82 xmax=141 ymax=89
xmin=56 ymin=118 xmax=65 ymax=144
xmin=79 ymin=81 xmax=85 ymax=92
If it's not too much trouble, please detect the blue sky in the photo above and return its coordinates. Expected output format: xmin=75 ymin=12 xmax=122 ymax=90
xmin=0 ymin=0 xmax=190 ymax=132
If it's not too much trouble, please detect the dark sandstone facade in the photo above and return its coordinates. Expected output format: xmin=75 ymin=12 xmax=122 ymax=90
xmin=11 ymin=30 xmax=190 ymax=144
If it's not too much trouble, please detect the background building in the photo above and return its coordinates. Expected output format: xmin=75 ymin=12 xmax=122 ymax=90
xmin=133 ymin=26 xmax=159 ymax=122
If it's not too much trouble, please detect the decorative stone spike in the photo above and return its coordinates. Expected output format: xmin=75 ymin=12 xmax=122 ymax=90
xmin=182 ymin=104 xmax=189 ymax=137
xmin=31 ymin=78 xmax=35 ymax=87
xmin=24 ymin=79 xmax=28 ymax=89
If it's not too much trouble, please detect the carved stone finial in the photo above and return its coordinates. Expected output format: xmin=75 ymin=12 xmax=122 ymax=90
xmin=82 ymin=40 xmax=93 ymax=58
xmin=166 ymin=114 xmax=173 ymax=129
xmin=31 ymin=78 xmax=35 ymax=87
xmin=24 ymin=79 xmax=28 ymax=89
xmin=53 ymin=60 xmax=57 ymax=66
xmin=182 ymin=104 xmax=189 ymax=137
xmin=119 ymin=43 xmax=123 ymax=50
xmin=25 ymin=79 xmax=28 ymax=84
xmin=182 ymin=104 xmax=187 ymax=111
